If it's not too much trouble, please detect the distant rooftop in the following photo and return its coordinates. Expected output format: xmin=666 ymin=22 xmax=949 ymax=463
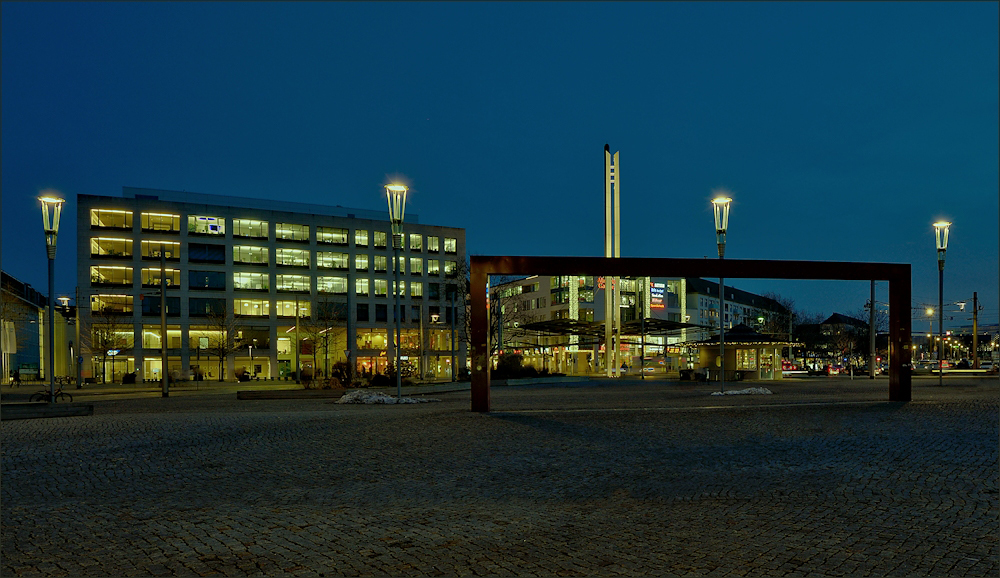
xmin=120 ymin=186 xmax=419 ymax=224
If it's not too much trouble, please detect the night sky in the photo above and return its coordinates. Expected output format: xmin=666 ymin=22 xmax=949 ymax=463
xmin=2 ymin=2 xmax=997 ymax=329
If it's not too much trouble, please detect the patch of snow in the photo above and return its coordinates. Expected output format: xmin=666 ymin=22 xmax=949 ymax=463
xmin=710 ymin=387 xmax=773 ymax=396
xmin=335 ymin=390 xmax=440 ymax=404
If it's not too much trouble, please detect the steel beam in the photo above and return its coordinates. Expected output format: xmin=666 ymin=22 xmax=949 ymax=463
xmin=470 ymin=256 xmax=911 ymax=412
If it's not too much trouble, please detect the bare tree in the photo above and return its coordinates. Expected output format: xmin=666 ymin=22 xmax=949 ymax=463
xmin=297 ymin=295 xmax=349 ymax=380
xmin=88 ymin=307 xmax=134 ymax=383
xmin=760 ymin=292 xmax=796 ymax=338
xmin=205 ymin=306 xmax=241 ymax=381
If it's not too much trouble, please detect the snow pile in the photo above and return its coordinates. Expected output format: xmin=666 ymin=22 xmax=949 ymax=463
xmin=335 ymin=390 xmax=439 ymax=404
xmin=711 ymin=387 xmax=773 ymax=396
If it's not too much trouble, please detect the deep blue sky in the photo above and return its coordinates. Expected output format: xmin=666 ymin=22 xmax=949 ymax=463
xmin=3 ymin=2 xmax=998 ymax=328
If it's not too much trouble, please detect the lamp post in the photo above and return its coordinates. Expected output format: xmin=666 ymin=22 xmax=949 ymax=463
xmin=712 ymin=195 xmax=732 ymax=393
xmin=39 ymin=194 xmax=65 ymax=402
xmin=386 ymin=184 xmax=408 ymax=400
xmin=933 ymin=221 xmax=951 ymax=387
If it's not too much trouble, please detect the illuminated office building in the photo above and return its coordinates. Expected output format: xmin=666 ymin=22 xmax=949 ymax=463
xmin=78 ymin=187 xmax=466 ymax=382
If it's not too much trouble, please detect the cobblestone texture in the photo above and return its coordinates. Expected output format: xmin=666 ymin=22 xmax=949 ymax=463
xmin=2 ymin=379 xmax=998 ymax=576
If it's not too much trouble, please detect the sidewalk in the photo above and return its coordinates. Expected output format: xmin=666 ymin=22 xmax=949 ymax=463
xmin=0 ymin=378 xmax=472 ymax=402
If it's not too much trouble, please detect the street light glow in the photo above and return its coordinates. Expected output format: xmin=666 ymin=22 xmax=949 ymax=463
xmin=933 ymin=221 xmax=951 ymax=251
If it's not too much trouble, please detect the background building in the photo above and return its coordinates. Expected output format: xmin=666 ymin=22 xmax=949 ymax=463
xmin=491 ymin=275 xmax=788 ymax=375
xmin=78 ymin=187 xmax=466 ymax=383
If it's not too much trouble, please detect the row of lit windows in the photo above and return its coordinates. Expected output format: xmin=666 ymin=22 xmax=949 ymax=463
xmin=90 ymin=210 xmax=459 ymax=253
xmin=91 ymin=239 xmax=458 ymax=273
xmin=91 ymin=295 xmax=456 ymax=323
xmin=88 ymin=325 xmax=456 ymax=352
xmin=92 ymin=267 xmax=454 ymax=298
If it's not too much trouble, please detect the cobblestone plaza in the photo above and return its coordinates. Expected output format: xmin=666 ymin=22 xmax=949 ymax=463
xmin=2 ymin=378 xmax=998 ymax=576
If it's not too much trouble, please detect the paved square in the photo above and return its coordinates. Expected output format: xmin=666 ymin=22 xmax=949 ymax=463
xmin=2 ymin=378 xmax=998 ymax=576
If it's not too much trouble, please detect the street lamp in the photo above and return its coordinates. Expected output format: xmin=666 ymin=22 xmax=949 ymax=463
xmin=933 ymin=220 xmax=951 ymax=387
xmin=386 ymin=183 xmax=408 ymax=400
xmin=712 ymin=194 xmax=732 ymax=393
xmin=39 ymin=194 xmax=65 ymax=402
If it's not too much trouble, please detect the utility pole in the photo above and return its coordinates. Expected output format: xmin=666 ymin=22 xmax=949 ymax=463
xmin=160 ymin=246 xmax=169 ymax=397
xmin=450 ymin=285 xmax=456 ymax=381
xmin=869 ymin=281 xmax=876 ymax=379
xmin=640 ymin=279 xmax=645 ymax=380
xmin=75 ymin=285 xmax=82 ymax=389
xmin=294 ymin=294 xmax=300 ymax=383
xmin=972 ymin=291 xmax=979 ymax=369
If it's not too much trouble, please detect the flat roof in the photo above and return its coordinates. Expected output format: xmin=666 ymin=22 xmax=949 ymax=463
xmin=119 ymin=186 xmax=420 ymax=224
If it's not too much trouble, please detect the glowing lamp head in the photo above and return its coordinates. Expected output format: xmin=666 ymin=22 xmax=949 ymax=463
xmin=385 ymin=184 xmax=408 ymax=237
xmin=711 ymin=193 xmax=732 ymax=257
xmin=926 ymin=307 xmax=934 ymax=317
xmin=933 ymin=220 xmax=951 ymax=269
xmin=38 ymin=193 xmax=66 ymax=258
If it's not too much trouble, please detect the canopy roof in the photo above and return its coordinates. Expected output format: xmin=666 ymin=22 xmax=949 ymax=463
xmin=520 ymin=317 xmax=706 ymax=338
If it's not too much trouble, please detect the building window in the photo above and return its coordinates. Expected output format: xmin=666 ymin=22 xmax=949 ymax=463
xmin=233 ymin=219 xmax=269 ymax=239
xmin=427 ymin=236 xmax=440 ymax=252
xmin=140 ymin=241 xmax=181 ymax=260
xmin=91 ymin=294 xmax=133 ymax=314
xmin=356 ymin=328 xmax=387 ymax=349
xmin=234 ymin=299 xmax=270 ymax=317
xmin=375 ymin=304 xmax=387 ymax=322
xmin=736 ymin=349 xmax=757 ymax=371
xmin=189 ymin=297 xmax=226 ymax=316
xmin=90 ymin=237 xmax=133 ymax=258
xmin=409 ymin=234 xmax=422 ymax=251
xmin=141 ymin=296 xmax=180 ymax=317
xmin=317 ymin=251 xmax=349 ymax=270
xmin=233 ymin=272 xmax=269 ymax=292
xmin=428 ymin=283 xmax=440 ymax=300
xmin=355 ymin=229 xmax=368 ymax=247
xmin=317 ymin=226 xmax=348 ymax=245
xmin=276 ymin=274 xmax=310 ymax=292
xmin=317 ymin=276 xmax=348 ymax=295
xmin=233 ymin=245 xmax=269 ymax=265
xmin=409 ymin=258 xmax=423 ymax=275
xmin=141 ymin=212 xmax=181 ymax=232
xmin=188 ymin=215 xmax=225 ymax=235
xmin=355 ymin=254 xmax=369 ymax=272
xmin=444 ymin=238 xmax=457 ymax=254
xmin=374 ymin=279 xmax=388 ymax=297
xmin=374 ymin=255 xmax=387 ymax=272
xmin=276 ymin=300 xmax=310 ymax=318
xmin=374 ymin=231 xmax=387 ymax=248
xmin=410 ymin=282 xmax=423 ymax=298
xmin=356 ymin=278 xmax=370 ymax=296
xmin=188 ymin=243 xmax=225 ymax=264
xmin=275 ymin=248 xmax=310 ymax=268
xmin=90 ymin=209 xmax=132 ymax=229
xmin=444 ymin=260 xmax=457 ymax=277
xmin=428 ymin=260 xmax=440 ymax=276
xmin=276 ymin=223 xmax=309 ymax=242
xmin=392 ymin=280 xmax=405 ymax=296
xmin=189 ymin=270 xmax=226 ymax=290
xmin=141 ymin=267 xmax=181 ymax=287
xmin=357 ymin=303 xmax=370 ymax=322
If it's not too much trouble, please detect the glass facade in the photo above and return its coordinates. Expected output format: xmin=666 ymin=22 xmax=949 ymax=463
xmin=141 ymin=212 xmax=181 ymax=232
xmin=188 ymin=215 xmax=225 ymax=235
xmin=233 ymin=219 xmax=268 ymax=238
xmin=80 ymin=196 xmax=465 ymax=383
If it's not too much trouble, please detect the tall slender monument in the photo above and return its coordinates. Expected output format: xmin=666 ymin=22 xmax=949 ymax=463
xmin=604 ymin=145 xmax=621 ymax=377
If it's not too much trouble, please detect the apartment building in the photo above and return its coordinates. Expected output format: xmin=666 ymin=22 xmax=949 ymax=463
xmin=79 ymin=187 xmax=466 ymax=382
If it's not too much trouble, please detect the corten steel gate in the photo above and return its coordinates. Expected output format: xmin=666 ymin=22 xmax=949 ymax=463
xmin=470 ymin=256 xmax=912 ymax=413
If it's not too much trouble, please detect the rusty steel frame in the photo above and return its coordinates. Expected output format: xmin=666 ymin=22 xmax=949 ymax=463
xmin=470 ymin=256 xmax=911 ymax=413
